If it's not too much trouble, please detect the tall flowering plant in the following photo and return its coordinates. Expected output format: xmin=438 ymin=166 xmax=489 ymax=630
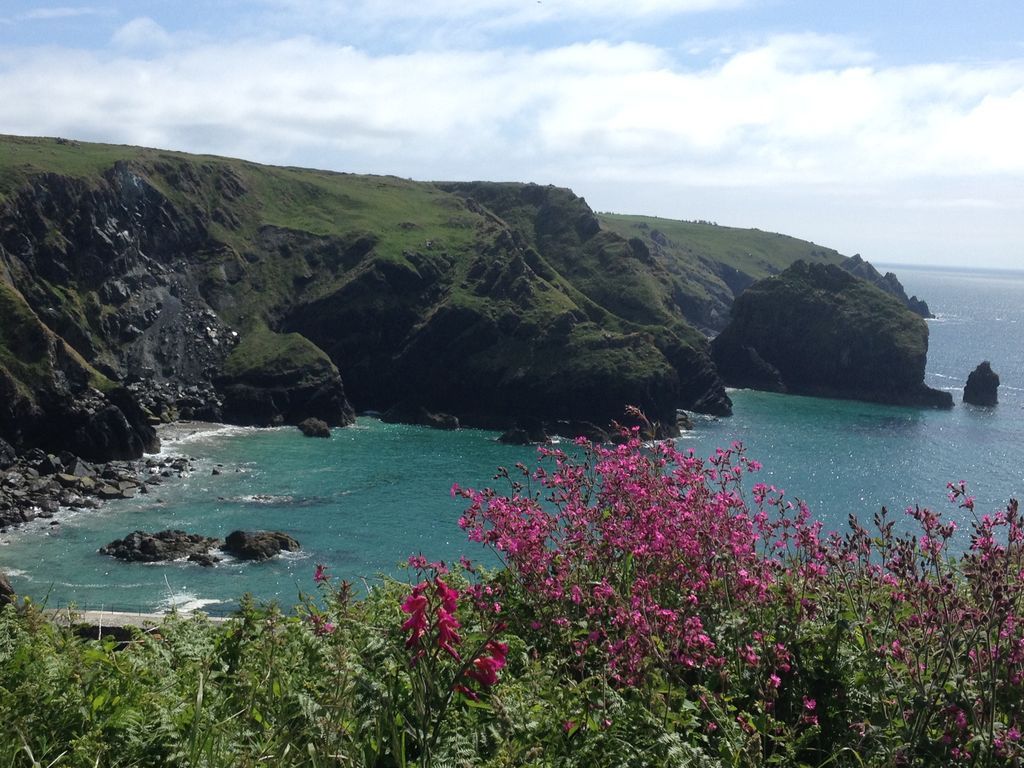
xmin=395 ymin=558 xmax=507 ymax=767
xmin=454 ymin=429 xmax=829 ymax=690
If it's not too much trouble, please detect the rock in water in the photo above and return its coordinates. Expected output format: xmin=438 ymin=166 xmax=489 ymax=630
xmin=298 ymin=417 xmax=331 ymax=437
xmin=223 ymin=530 xmax=300 ymax=561
xmin=711 ymin=261 xmax=952 ymax=409
xmin=964 ymin=361 xmax=1000 ymax=406
xmin=100 ymin=530 xmax=221 ymax=562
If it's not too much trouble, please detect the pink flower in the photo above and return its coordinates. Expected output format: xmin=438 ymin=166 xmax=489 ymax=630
xmin=309 ymin=614 xmax=335 ymax=636
xmin=436 ymin=607 xmax=462 ymax=659
xmin=434 ymin=577 xmax=459 ymax=614
xmin=400 ymin=583 xmax=429 ymax=648
xmin=466 ymin=640 xmax=508 ymax=687
xmin=313 ymin=563 xmax=329 ymax=585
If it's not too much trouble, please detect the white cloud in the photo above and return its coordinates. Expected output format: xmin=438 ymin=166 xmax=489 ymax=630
xmin=0 ymin=31 xmax=1021 ymax=265
xmin=260 ymin=0 xmax=748 ymax=25
xmin=20 ymin=6 xmax=103 ymax=21
xmin=111 ymin=17 xmax=173 ymax=49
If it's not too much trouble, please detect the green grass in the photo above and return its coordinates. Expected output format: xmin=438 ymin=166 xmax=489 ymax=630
xmin=598 ymin=213 xmax=846 ymax=280
xmin=222 ymin=325 xmax=336 ymax=379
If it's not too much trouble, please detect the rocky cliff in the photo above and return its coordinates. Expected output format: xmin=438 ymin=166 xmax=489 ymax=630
xmin=0 ymin=136 xmax=739 ymax=456
xmin=711 ymin=262 xmax=952 ymax=408
xmin=0 ymin=136 xmax=942 ymax=461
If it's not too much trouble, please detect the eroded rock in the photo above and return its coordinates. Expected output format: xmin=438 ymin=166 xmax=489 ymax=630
xmin=964 ymin=361 xmax=1000 ymax=407
xmin=100 ymin=529 xmax=220 ymax=562
xmin=223 ymin=530 xmax=300 ymax=561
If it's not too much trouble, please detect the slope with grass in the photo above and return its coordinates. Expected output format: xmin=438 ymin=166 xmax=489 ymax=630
xmin=0 ymin=135 xmax=737 ymax=455
xmin=598 ymin=213 xmax=848 ymax=333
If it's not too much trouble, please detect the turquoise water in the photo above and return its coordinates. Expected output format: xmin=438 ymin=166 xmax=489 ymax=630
xmin=2 ymin=266 xmax=1022 ymax=612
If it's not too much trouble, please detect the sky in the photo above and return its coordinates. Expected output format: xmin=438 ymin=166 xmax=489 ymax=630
xmin=0 ymin=1 xmax=1022 ymax=268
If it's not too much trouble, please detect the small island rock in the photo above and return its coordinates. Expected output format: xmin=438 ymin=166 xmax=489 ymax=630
xmin=298 ymin=417 xmax=331 ymax=438
xmin=964 ymin=361 xmax=1000 ymax=407
xmin=100 ymin=530 xmax=221 ymax=562
xmin=223 ymin=530 xmax=300 ymax=561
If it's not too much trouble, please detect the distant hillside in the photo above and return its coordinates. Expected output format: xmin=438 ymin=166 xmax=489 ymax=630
xmin=598 ymin=214 xmax=847 ymax=332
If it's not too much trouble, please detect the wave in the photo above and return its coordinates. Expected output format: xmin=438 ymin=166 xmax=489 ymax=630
xmin=157 ymin=591 xmax=225 ymax=613
xmin=232 ymin=494 xmax=295 ymax=505
xmin=155 ymin=422 xmax=280 ymax=455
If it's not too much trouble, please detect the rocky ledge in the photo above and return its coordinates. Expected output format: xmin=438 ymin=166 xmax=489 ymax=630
xmin=0 ymin=444 xmax=193 ymax=531
xmin=711 ymin=262 xmax=953 ymax=409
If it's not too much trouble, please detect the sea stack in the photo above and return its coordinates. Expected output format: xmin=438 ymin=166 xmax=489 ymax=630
xmin=963 ymin=361 xmax=1000 ymax=406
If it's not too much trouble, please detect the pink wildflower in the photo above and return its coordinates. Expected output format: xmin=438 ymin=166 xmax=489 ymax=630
xmin=313 ymin=563 xmax=329 ymax=585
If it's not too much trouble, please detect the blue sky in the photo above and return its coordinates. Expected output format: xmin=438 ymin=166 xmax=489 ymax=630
xmin=1 ymin=1 xmax=1022 ymax=268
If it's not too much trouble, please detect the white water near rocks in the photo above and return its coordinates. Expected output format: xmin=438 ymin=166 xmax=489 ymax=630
xmin=2 ymin=266 xmax=1022 ymax=612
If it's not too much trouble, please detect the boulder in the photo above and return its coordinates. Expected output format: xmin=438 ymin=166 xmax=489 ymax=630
xmin=223 ymin=530 xmax=301 ymax=561
xmin=297 ymin=417 xmax=331 ymax=438
xmin=99 ymin=530 xmax=221 ymax=562
xmin=498 ymin=427 xmax=541 ymax=445
xmin=964 ymin=361 xmax=999 ymax=407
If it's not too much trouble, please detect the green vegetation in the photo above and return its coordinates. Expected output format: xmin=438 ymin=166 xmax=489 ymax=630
xmin=223 ymin=326 xmax=337 ymax=381
xmin=0 ymin=281 xmax=112 ymax=399
xmin=599 ymin=214 xmax=845 ymax=279
xmin=2 ymin=438 xmax=1022 ymax=766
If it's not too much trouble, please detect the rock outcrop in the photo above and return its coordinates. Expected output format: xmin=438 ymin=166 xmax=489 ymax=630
xmin=223 ymin=530 xmax=301 ymax=561
xmin=711 ymin=262 xmax=953 ymax=409
xmin=99 ymin=529 xmax=220 ymax=563
xmin=0 ymin=570 xmax=14 ymax=606
xmin=841 ymin=254 xmax=932 ymax=318
xmin=964 ymin=361 xmax=1000 ymax=406
xmin=297 ymin=417 xmax=331 ymax=437
xmin=216 ymin=328 xmax=354 ymax=427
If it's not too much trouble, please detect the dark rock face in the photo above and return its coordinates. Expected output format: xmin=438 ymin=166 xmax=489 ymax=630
xmin=216 ymin=355 xmax=354 ymax=428
xmin=297 ymin=417 xmax=331 ymax=437
xmin=841 ymin=254 xmax=933 ymax=318
xmin=0 ymin=438 xmax=15 ymax=470
xmin=712 ymin=262 xmax=953 ymax=409
xmin=964 ymin=361 xmax=999 ymax=406
xmin=100 ymin=529 xmax=220 ymax=563
xmin=223 ymin=530 xmax=300 ymax=561
xmin=0 ymin=163 xmax=354 ymax=454
xmin=0 ymin=570 xmax=14 ymax=606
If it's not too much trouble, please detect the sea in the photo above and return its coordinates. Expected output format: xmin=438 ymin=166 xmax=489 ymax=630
xmin=2 ymin=266 xmax=1022 ymax=614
